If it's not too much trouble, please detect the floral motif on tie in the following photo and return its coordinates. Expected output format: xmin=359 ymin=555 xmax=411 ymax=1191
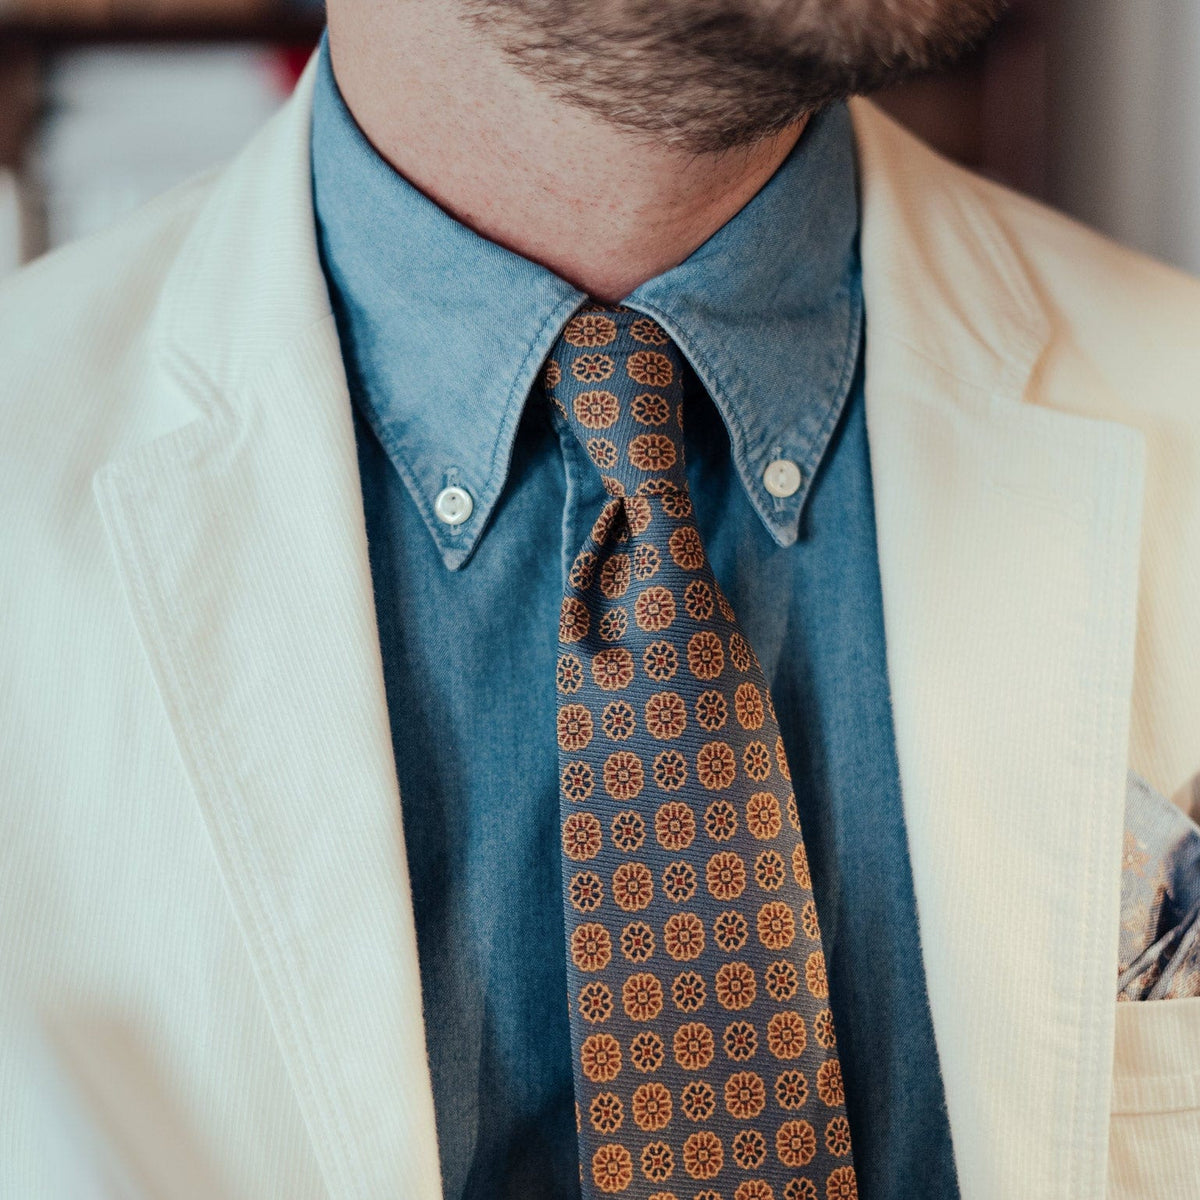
xmin=547 ymin=304 xmax=857 ymax=1200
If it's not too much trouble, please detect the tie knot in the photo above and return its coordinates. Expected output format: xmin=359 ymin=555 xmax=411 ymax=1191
xmin=543 ymin=305 xmax=689 ymax=497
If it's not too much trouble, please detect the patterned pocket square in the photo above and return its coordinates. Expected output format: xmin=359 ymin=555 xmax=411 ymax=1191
xmin=1118 ymin=770 xmax=1200 ymax=1000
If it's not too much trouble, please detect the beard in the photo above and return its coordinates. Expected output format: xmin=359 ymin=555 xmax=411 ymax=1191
xmin=461 ymin=0 xmax=1007 ymax=153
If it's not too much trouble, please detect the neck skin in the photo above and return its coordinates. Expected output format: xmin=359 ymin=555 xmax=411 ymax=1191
xmin=326 ymin=2 xmax=808 ymax=302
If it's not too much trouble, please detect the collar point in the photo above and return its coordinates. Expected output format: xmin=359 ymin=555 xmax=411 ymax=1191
xmin=440 ymin=544 xmax=474 ymax=571
xmin=767 ymin=521 xmax=801 ymax=549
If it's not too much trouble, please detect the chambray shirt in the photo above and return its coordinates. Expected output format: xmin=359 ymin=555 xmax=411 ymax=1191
xmin=310 ymin=28 xmax=958 ymax=1200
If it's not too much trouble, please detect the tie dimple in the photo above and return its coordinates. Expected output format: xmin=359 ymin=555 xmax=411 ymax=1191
xmin=545 ymin=305 xmax=858 ymax=1200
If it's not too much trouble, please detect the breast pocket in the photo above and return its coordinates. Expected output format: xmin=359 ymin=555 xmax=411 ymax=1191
xmin=1108 ymin=997 xmax=1200 ymax=1198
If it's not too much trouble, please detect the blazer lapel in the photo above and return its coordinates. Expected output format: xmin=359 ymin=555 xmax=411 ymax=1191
xmin=851 ymin=100 xmax=1147 ymax=1199
xmin=93 ymin=53 xmax=442 ymax=1200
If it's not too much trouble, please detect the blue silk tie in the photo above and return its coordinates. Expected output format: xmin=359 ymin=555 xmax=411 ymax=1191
xmin=545 ymin=305 xmax=858 ymax=1200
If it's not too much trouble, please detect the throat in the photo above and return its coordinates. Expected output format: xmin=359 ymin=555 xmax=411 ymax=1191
xmin=325 ymin=4 xmax=807 ymax=301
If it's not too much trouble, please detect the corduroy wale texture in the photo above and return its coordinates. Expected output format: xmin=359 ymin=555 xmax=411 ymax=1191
xmin=547 ymin=307 xmax=857 ymax=1200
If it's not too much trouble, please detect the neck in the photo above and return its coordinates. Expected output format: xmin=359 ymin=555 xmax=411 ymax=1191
xmin=325 ymin=4 xmax=808 ymax=302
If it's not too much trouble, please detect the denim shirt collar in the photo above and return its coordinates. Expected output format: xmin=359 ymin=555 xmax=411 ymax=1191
xmin=311 ymin=29 xmax=861 ymax=570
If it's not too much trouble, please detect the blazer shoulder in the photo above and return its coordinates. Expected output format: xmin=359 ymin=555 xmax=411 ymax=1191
xmin=977 ymin=168 xmax=1200 ymax=337
xmin=958 ymin=163 xmax=1200 ymax=412
xmin=0 ymin=164 xmax=218 ymax=400
xmin=0 ymin=165 xmax=219 ymax=482
xmin=852 ymin=96 xmax=1200 ymax=402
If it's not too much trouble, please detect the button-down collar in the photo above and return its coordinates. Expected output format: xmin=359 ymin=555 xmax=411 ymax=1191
xmin=311 ymin=29 xmax=861 ymax=570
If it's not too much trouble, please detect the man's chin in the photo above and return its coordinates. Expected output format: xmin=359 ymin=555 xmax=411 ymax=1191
xmin=461 ymin=0 xmax=1008 ymax=153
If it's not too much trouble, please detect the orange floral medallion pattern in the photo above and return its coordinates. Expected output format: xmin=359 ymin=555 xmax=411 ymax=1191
xmin=548 ymin=307 xmax=854 ymax=1198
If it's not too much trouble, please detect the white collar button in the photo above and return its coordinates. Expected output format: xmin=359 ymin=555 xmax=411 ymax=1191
xmin=762 ymin=458 xmax=802 ymax=499
xmin=434 ymin=485 xmax=474 ymax=526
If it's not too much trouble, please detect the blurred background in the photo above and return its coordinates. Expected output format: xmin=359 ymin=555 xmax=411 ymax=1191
xmin=0 ymin=0 xmax=1198 ymax=278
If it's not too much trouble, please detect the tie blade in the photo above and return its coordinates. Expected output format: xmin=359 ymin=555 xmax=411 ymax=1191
xmin=553 ymin=382 xmax=858 ymax=1198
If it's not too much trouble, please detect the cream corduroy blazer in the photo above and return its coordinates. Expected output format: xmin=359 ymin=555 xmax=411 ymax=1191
xmin=3 ymin=46 xmax=1200 ymax=1200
